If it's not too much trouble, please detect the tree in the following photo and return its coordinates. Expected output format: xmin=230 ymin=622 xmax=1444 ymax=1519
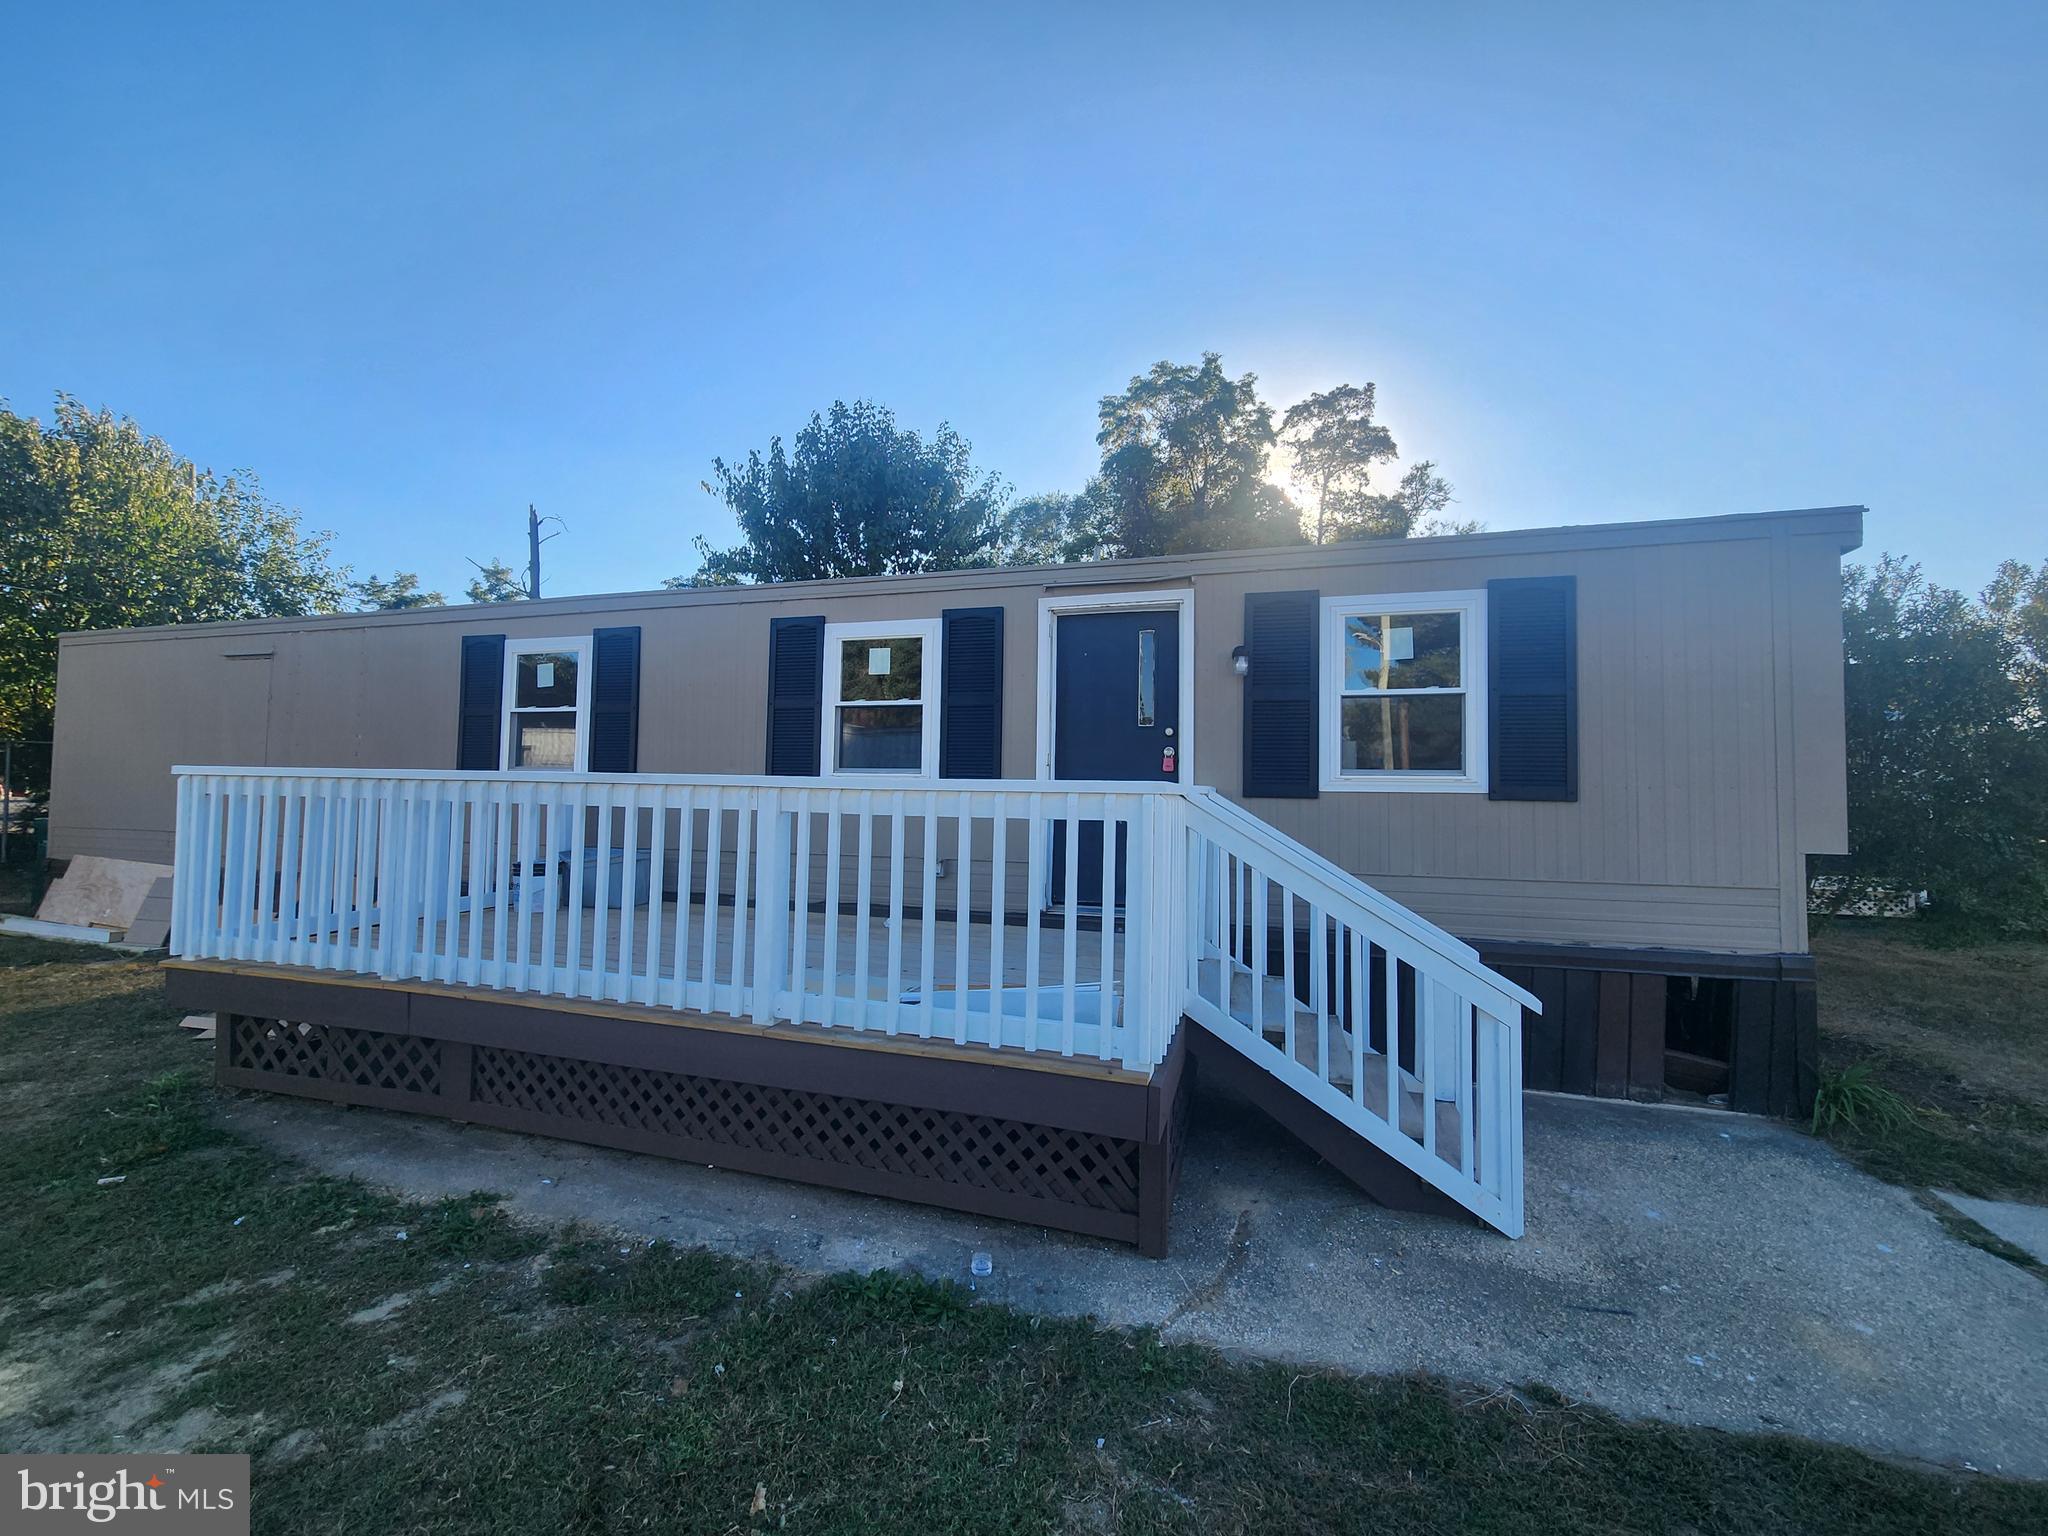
xmin=1821 ymin=556 xmax=2048 ymax=936
xmin=0 ymin=396 xmax=347 ymax=787
xmin=1279 ymin=384 xmax=1397 ymax=543
xmin=1351 ymin=460 xmax=1472 ymax=539
xmin=354 ymin=571 xmax=445 ymax=611
xmin=1091 ymin=353 xmax=1299 ymax=557
xmin=465 ymin=558 xmax=529 ymax=604
xmin=1983 ymin=556 xmax=2048 ymax=721
xmin=676 ymin=401 xmax=1008 ymax=585
xmin=993 ymin=491 xmax=1114 ymax=567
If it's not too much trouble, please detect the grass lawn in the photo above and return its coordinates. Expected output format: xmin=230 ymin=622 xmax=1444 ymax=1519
xmin=1811 ymin=922 xmax=2048 ymax=1205
xmin=3 ymin=940 xmax=2044 ymax=1533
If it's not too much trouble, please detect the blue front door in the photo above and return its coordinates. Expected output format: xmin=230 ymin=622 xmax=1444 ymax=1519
xmin=1051 ymin=608 xmax=1180 ymax=906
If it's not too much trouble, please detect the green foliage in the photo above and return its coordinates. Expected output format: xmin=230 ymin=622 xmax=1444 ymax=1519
xmin=679 ymin=400 xmax=1008 ymax=585
xmin=1091 ymin=352 xmax=1300 ymax=557
xmin=679 ymin=362 xmax=1463 ymax=580
xmin=464 ymin=557 xmax=529 ymax=603
xmin=1280 ymin=382 xmax=1397 ymax=542
xmin=1983 ymin=557 xmax=2048 ymax=721
xmin=1810 ymin=1062 xmax=1915 ymax=1136
xmin=0 ymin=396 xmax=348 ymax=781
xmin=1821 ymin=555 xmax=2048 ymax=936
xmin=353 ymin=570 xmax=445 ymax=610
xmin=992 ymin=490 xmax=1114 ymax=566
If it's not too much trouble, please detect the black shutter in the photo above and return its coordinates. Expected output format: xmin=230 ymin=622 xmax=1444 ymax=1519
xmin=588 ymin=626 xmax=642 ymax=773
xmin=457 ymin=634 xmax=505 ymax=770
xmin=766 ymin=615 xmax=826 ymax=775
xmin=939 ymin=606 xmax=1004 ymax=779
xmin=1488 ymin=576 xmax=1578 ymax=801
xmin=1242 ymin=590 xmax=1318 ymax=798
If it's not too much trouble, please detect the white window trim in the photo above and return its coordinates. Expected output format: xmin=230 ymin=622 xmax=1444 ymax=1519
xmin=821 ymin=617 xmax=942 ymax=779
xmin=500 ymin=634 xmax=595 ymax=774
xmin=1034 ymin=587 xmax=1196 ymax=785
xmin=1319 ymin=589 xmax=1488 ymax=794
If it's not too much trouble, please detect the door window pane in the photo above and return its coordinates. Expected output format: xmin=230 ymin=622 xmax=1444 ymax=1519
xmin=1342 ymin=612 xmax=1461 ymax=691
xmin=514 ymin=711 xmax=580 ymax=769
xmin=836 ymin=704 xmax=924 ymax=771
xmin=1340 ymin=695 xmax=1464 ymax=772
xmin=1137 ymin=629 xmax=1157 ymax=727
xmin=838 ymin=636 xmax=923 ymax=702
xmin=515 ymin=650 xmax=579 ymax=708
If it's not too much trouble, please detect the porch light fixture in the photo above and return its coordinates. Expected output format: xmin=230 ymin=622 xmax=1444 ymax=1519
xmin=1230 ymin=644 xmax=1249 ymax=677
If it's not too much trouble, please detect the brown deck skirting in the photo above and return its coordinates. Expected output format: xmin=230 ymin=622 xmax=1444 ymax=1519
xmin=1473 ymin=940 xmax=1818 ymax=1118
xmin=167 ymin=962 xmax=1190 ymax=1256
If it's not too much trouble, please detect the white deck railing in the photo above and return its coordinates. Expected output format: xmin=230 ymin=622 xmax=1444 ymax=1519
xmin=1179 ymin=788 xmax=1531 ymax=1236
xmin=170 ymin=766 xmax=1534 ymax=1233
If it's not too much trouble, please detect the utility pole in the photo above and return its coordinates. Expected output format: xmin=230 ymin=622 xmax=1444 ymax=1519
xmin=526 ymin=504 xmax=543 ymax=599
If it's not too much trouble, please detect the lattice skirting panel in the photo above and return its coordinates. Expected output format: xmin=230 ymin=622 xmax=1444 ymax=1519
xmin=211 ymin=1004 xmax=1189 ymax=1255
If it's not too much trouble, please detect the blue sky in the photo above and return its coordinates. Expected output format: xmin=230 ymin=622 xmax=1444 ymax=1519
xmin=3 ymin=2 xmax=2042 ymax=600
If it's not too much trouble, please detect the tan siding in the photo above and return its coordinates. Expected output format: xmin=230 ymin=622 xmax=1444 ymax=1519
xmin=48 ymin=507 xmax=1859 ymax=956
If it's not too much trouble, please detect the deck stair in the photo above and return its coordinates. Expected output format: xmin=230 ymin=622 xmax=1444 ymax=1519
xmin=1178 ymin=789 xmax=1534 ymax=1235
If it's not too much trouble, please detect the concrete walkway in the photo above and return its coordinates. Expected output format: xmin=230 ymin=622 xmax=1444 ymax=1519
xmin=216 ymin=1083 xmax=2048 ymax=1479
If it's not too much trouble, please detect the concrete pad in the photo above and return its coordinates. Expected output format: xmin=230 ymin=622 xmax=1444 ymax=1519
xmin=35 ymin=856 xmax=174 ymax=931
xmin=1935 ymin=1190 xmax=2048 ymax=1265
xmin=214 ymin=1085 xmax=2048 ymax=1479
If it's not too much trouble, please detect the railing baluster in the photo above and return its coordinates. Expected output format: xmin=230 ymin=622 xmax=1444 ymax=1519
xmin=1023 ymin=792 xmax=1044 ymax=1052
xmin=1279 ymin=883 xmax=1296 ymax=1067
xmin=642 ymin=788 xmax=666 ymax=1007
xmin=749 ymin=789 xmax=789 ymax=1026
xmin=608 ymin=785 xmax=634 ymax=999
xmin=787 ymin=797 xmax=812 ymax=1020
xmin=851 ymin=799 xmax=873 ymax=1030
xmin=885 ymin=793 xmax=906 ymax=1036
xmin=461 ymin=783 xmax=487 ymax=986
xmin=987 ymin=806 xmax=1006 ymax=1052
xmin=672 ymin=791 xmax=697 ymax=1008
xmin=1384 ymin=947 xmax=1401 ymax=1138
xmin=1459 ymin=997 xmax=1476 ymax=1181
xmin=1060 ymin=794 xmax=1080 ymax=1057
xmin=729 ymin=789 xmax=754 ymax=1012
xmin=1350 ymin=926 xmax=1367 ymax=1108
xmin=954 ymin=792 xmax=973 ymax=1047
xmin=1420 ymin=975 xmax=1438 ymax=1159
xmin=1311 ymin=904 xmax=1329 ymax=1084
xmin=917 ymin=794 xmax=939 ymax=1040
xmin=346 ymin=780 xmax=367 ymax=971
xmin=818 ymin=793 xmax=840 ymax=1027
xmin=278 ymin=778 xmax=304 ymax=962
xmin=1093 ymin=803 xmax=1114 ymax=1060
xmin=1121 ymin=800 xmax=1147 ymax=1067
xmin=483 ymin=782 xmax=510 ymax=986
xmin=1250 ymin=866 xmax=1267 ymax=1041
xmin=699 ymin=793 xmax=723 ymax=1013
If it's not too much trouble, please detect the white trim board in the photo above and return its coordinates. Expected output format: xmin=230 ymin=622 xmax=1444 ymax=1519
xmin=1035 ymin=588 xmax=1196 ymax=786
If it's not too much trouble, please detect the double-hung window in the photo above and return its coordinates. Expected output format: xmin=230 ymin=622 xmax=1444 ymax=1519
xmin=1320 ymin=590 xmax=1487 ymax=792
xmin=822 ymin=618 xmax=940 ymax=776
xmin=501 ymin=636 xmax=593 ymax=771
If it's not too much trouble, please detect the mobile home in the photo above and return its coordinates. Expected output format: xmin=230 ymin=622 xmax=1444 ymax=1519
xmin=47 ymin=504 xmax=1860 ymax=1252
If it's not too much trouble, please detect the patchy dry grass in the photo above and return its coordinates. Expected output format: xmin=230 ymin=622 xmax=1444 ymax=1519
xmin=4 ymin=936 xmax=2045 ymax=1533
xmin=1812 ymin=923 xmax=2048 ymax=1203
